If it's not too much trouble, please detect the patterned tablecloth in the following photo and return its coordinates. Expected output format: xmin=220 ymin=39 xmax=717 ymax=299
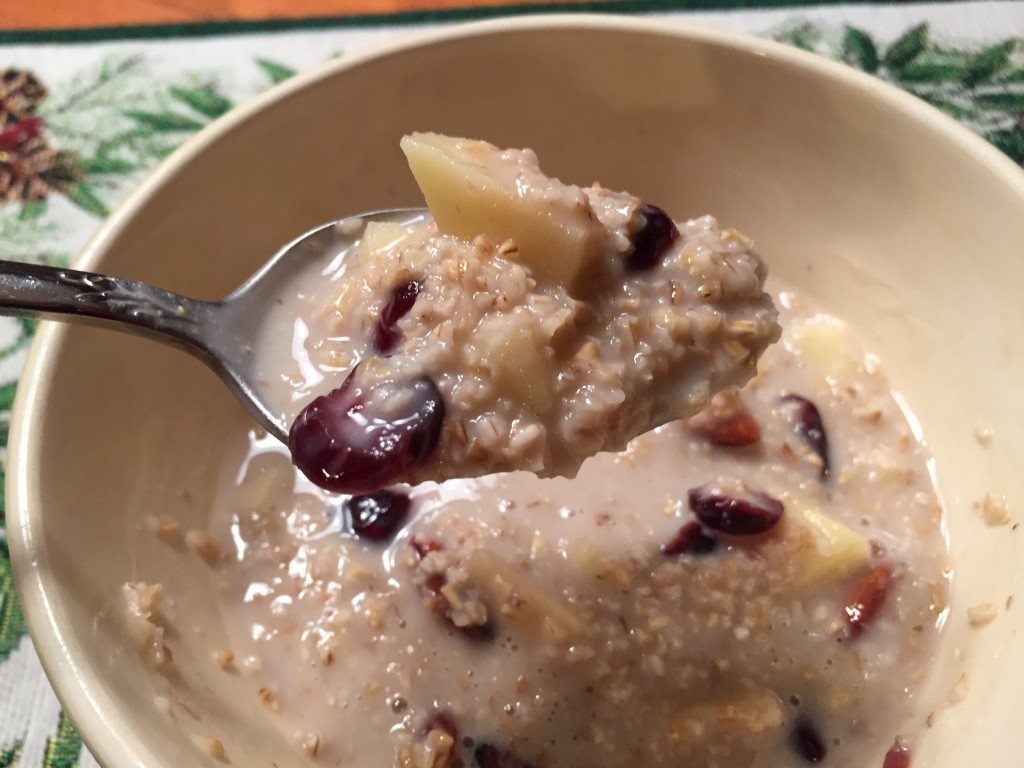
xmin=0 ymin=1 xmax=1022 ymax=764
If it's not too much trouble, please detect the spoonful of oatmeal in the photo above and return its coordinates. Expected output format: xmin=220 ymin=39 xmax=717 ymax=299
xmin=0 ymin=133 xmax=779 ymax=493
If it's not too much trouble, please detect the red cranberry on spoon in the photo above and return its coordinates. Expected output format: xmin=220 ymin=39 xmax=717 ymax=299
xmin=289 ymin=365 xmax=445 ymax=494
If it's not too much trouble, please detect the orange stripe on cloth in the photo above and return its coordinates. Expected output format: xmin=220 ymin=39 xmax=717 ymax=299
xmin=0 ymin=0 xmax=608 ymax=31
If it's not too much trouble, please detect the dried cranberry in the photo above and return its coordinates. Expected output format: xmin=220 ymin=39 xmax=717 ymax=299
xmin=780 ymin=394 xmax=831 ymax=480
xmin=626 ymin=203 xmax=679 ymax=270
xmin=843 ymin=564 xmax=894 ymax=639
xmin=689 ymin=391 xmax=761 ymax=447
xmin=474 ymin=743 xmax=534 ymax=768
xmin=346 ymin=490 xmax=411 ymax=541
xmin=410 ymin=536 xmax=445 ymax=560
xmin=661 ymin=521 xmax=717 ymax=556
xmin=374 ymin=280 xmax=421 ymax=355
xmin=883 ymin=741 xmax=911 ymax=768
xmin=688 ymin=483 xmax=783 ymax=535
xmin=459 ymin=621 xmax=496 ymax=643
xmin=289 ymin=366 xmax=445 ymax=494
xmin=423 ymin=573 xmax=446 ymax=595
xmin=791 ymin=717 xmax=827 ymax=763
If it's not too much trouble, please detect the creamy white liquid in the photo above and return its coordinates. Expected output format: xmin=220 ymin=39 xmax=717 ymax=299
xmin=211 ymin=289 xmax=949 ymax=768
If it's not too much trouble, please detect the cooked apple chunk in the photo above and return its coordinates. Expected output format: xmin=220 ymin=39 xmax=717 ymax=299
xmin=670 ymin=688 xmax=786 ymax=763
xmin=401 ymin=132 xmax=609 ymax=290
xmin=473 ymin=311 xmax=555 ymax=413
xmin=790 ymin=317 xmax=863 ymax=382
xmin=360 ymin=221 xmax=416 ymax=259
xmin=788 ymin=501 xmax=871 ymax=588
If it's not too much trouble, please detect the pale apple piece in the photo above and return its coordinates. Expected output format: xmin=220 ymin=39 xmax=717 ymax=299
xmin=326 ymin=222 xmax=419 ymax=327
xmin=465 ymin=550 xmax=583 ymax=645
xmin=473 ymin=311 xmax=555 ymax=413
xmin=789 ymin=316 xmax=863 ymax=381
xmin=787 ymin=500 xmax=871 ymax=588
xmin=564 ymin=536 xmax=602 ymax=579
xmin=673 ymin=688 xmax=785 ymax=752
xmin=359 ymin=221 xmax=416 ymax=258
xmin=400 ymin=132 xmax=608 ymax=290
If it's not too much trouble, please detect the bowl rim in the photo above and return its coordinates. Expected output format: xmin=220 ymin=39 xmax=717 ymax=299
xmin=8 ymin=12 xmax=1024 ymax=768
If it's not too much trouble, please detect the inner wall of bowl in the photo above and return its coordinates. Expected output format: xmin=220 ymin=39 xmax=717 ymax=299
xmin=19 ymin=19 xmax=1024 ymax=767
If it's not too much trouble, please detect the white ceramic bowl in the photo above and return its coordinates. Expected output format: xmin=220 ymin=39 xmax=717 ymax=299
xmin=9 ymin=14 xmax=1024 ymax=768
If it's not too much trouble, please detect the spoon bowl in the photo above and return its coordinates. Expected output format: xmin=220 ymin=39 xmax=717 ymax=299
xmin=0 ymin=207 xmax=427 ymax=443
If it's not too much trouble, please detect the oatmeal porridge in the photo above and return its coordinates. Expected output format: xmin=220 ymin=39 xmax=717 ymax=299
xmin=269 ymin=134 xmax=779 ymax=493
xmin=191 ymin=136 xmax=950 ymax=767
xmin=130 ymin=135 xmax=950 ymax=765
xmin=211 ymin=295 xmax=948 ymax=767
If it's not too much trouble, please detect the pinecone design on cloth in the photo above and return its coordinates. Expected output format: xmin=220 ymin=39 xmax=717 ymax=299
xmin=0 ymin=69 xmax=82 ymax=204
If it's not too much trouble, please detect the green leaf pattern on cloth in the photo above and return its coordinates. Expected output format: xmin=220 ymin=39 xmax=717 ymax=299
xmin=257 ymin=58 xmax=298 ymax=85
xmin=0 ymin=713 xmax=80 ymax=768
xmin=0 ymin=13 xmax=1021 ymax=766
xmin=772 ymin=20 xmax=1024 ymax=163
xmin=42 ymin=714 xmax=81 ymax=768
xmin=0 ymin=541 xmax=27 ymax=662
xmin=0 ymin=743 xmax=23 ymax=768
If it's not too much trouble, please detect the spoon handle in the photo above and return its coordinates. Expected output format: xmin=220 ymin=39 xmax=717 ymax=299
xmin=0 ymin=260 xmax=216 ymax=352
xmin=0 ymin=259 xmax=290 ymax=442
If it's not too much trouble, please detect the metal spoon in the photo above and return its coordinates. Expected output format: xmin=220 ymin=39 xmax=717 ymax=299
xmin=0 ymin=207 xmax=426 ymax=444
